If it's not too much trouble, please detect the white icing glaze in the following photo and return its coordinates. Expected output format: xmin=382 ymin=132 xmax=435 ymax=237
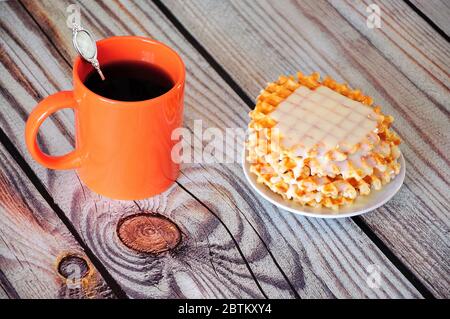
xmin=270 ymin=86 xmax=380 ymax=154
xmin=267 ymin=86 xmax=385 ymax=179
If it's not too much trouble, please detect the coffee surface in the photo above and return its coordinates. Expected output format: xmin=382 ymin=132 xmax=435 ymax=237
xmin=83 ymin=61 xmax=174 ymax=101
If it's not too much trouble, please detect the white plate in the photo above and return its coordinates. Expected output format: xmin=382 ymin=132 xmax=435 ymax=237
xmin=242 ymin=148 xmax=405 ymax=218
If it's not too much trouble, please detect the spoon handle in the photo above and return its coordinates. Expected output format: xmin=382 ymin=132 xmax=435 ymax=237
xmin=92 ymin=60 xmax=105 ymax=81
xmin=72 ymin=23 xmax=105 ymax=80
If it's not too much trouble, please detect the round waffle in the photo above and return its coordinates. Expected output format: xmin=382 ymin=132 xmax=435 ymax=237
xmin=246 ymin=72 xmax=401 ymax=210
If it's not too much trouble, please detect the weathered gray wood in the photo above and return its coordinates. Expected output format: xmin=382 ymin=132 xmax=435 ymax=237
xmin=409 ymin=0 xmax=450 ymax=36
xmin=0 ymin=269 xmax=18 ymax=299
xmin=1 ymin=0 xmax=290 ymax=298
xmin=0 ymin=284 xmax=10 ymax=299
xmin=163 ymin=0 xmax=450 ymax=297
xmin=11 ymin=0 xmax=425 ymax=298
xmin=0 ymin=142 xmax=114 ymax=299
xmin=330 ymin=0 xmax=449 ymax=116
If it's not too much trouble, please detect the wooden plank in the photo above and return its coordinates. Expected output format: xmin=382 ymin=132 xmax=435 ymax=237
xmin=5 ymin=0 xmax=421 ymax=298
xmin=162 ymin=0 xmax=450 ymax=297
xmin=14 ymin=2 xmax=422 ymax=296
xmin=0 ymin=284 xmax=10 ymax=299
xmin=409 ymin=0 xmax=450 ymax=36
xmin=330 ymin=0 xmax=449 ymax=121
xmin=0 ymin=142 xmax=114 ymax=299
xmin=1 ymin=0 xmax=288 ymax=298
xmin=0 ymin=269 xmax=19 ymax=299
xmin=21 ymin=2 xmax=428 ymax=296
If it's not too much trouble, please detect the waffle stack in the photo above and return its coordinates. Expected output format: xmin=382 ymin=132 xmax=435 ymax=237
xmin=246 ymin=72 xmax=401 ymax=210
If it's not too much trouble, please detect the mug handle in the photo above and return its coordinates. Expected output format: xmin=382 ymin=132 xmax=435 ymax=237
xmin=25 ymin=91 xmax=83 ymax=170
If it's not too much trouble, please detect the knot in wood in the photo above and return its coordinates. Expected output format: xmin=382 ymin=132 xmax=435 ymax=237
xmin=117 ymin=213 xmax=181 ymax=254
xmin=58 ymin=255 xmax=90 ymax=279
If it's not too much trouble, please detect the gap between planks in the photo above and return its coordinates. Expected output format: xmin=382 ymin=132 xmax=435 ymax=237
xmin=151 ymin=0 xmax=436 ymax=298
xmin=6 ymin=0 xmax=300 ymax=299
xmin=404 ymin=0 xmax=450 ymax=42
xmin=0 ymin=127 xmax=128 ymax=299
xmin=0 ymin=1 xmax=299 ymax=298
xmin=1 ymin=0 xmax=426 ymax=298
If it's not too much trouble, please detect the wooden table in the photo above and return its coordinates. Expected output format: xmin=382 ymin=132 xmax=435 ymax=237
xmin=0 ymin=0 xmax=448 ymax=299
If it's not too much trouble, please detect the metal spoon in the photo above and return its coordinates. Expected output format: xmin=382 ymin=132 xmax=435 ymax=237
xmin=72 ymin=23 xmax=105 ymax=80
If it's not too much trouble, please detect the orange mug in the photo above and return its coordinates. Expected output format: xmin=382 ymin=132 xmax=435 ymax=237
xmin=25 ymin=36 xmax=185 ymax=200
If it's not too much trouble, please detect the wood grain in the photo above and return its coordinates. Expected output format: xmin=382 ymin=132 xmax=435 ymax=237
xmin=331 ymin=0 xmax=449 ymax=110
xmin=0 ymin=268 xmax=19 ymax=299
xmin=1 ymin=0 xmax=290 ymax=298
xmin=409 ymin=0 xmax=450 ymax=36
xmin=162 ymin=0 xmax=450 ymax=297
xmin=117 ymin=213 xmax=182 ymax=254
xmin=0 ymin=282 xmax=10 ymax=299
xmin=0 ymin=142 xmax=114 ymax=299
xmin=7 ymin=0 xmax=424 ymax=298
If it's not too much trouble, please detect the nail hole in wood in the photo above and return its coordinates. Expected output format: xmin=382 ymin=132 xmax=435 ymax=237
xmin=117 ymin=213 xmax=181 ymax=254
xmin=57 ymin=255 xmax=90 ymax=279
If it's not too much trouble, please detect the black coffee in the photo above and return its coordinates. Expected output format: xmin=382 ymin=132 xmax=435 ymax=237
xmin=83 ymin=61 xmax=174 ymax=101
